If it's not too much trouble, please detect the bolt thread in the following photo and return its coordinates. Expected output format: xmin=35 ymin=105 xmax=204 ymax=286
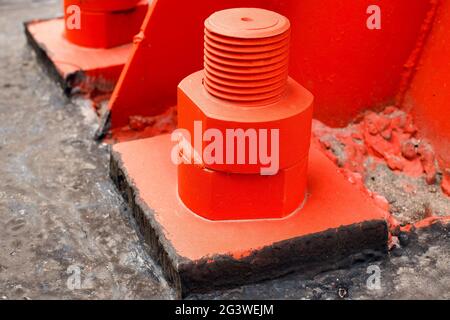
xmin=203 ymin=22 xmax=290 ymax=106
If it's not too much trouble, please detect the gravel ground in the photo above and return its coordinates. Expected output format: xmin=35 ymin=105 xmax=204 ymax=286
xmin=0 ymin=0 xmax=449 ymax=300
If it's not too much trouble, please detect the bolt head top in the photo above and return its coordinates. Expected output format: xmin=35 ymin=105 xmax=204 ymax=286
xmin=205 ymin=8 xmax=290 ymax=39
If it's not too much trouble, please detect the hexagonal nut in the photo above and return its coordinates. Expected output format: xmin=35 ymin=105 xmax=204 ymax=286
xmin=178 ymin=71 xmax=313 ymax=175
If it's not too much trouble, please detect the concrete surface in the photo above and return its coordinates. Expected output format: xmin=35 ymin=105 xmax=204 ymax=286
xmin=0 ymin=0 xmax=449 ymax=300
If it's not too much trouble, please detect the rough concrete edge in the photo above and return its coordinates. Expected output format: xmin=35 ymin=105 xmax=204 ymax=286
xmin=110 ymin=148 xmax=186 ymax=299
xmin=24 ymin=19 xmax=115 ymax=141
xmin=110 ymin=149 xmax=389 ymax=298
xmin=23 ymin=19 xmax=83 ymax=96
xmin=396 ymin=0 xmax=442 ymax=107
xmin=179 ymin=220 xmax=388 ymax=297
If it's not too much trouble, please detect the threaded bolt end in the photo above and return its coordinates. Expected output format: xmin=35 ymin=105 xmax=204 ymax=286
xmin=203 ymin=8 xmax=291 ymax=106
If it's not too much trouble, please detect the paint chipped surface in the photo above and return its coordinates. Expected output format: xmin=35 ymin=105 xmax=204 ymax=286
xmin=1 ymin=0 xmax=450 ymax=300
xmin=26 ymin=17 xmax=130 ymax=96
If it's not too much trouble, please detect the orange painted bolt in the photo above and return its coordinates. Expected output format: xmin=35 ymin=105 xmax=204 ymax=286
xmin=203 ymin=9 xmax=291 ymax=106
xmin=177 ymin=8 xmax=314 ymax=221
xmin=64 ymin=0 xmax=148 ymax=48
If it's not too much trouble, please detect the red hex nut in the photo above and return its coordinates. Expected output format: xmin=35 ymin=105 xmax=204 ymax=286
xmin=177 ymin=8 xmax=314 ymax=221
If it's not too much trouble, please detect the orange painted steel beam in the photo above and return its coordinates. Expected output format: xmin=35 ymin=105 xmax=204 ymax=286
xmin=66 ymin=0 xmax=142 ymax=12
xmin=25 ymin=18 xmax=133 ymax=95
xmin=106 ymin=0 xmax=430 ymax=133
xmin=177 ymin=8 xmax=313 ymax=220
xmin=404 ymin=0 xmax=450 ymax=170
